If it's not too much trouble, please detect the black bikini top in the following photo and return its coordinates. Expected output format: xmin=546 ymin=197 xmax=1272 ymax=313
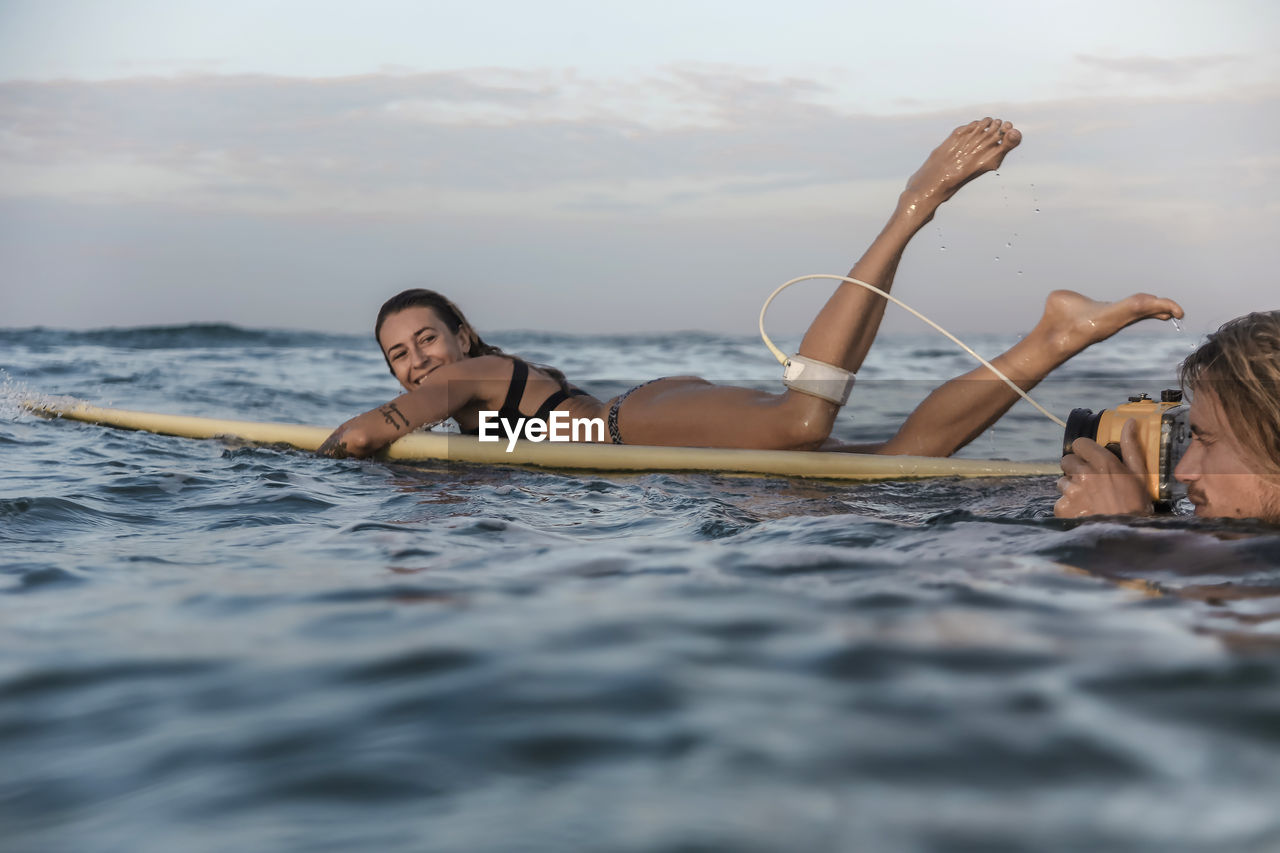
xmin=460 ymin=358 xmax=590 ymax=434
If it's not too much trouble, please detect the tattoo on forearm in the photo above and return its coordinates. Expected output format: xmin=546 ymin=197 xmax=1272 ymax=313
xmin=379 ymin=403 xmax=410 ymax=429
xmin=318 ymin=435 xmax=350 ymax=458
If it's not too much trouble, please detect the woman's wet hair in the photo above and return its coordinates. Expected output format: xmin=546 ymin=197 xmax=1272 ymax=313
xmin=375 ymin=288 xmax=571 ymax=391
xmin=1180 ymin=310 xmax=1280 ymax=475
xmin=375 ymin=289 xmax=500 ymax=364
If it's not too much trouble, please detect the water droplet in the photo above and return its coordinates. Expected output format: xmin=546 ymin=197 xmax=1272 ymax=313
xmin=1017 ymin=270 xmax=1023 ymax=276
xmin=940 ymin=245 xmax=947 ymax=251
xmin=1172 ymin=318 xmax=1184 ymax=333
xmin=1034 ymin=208 xmax=1040 ymax=213
xmin=994 ymin=256 xmax=1000 ymax=261
xmin=1005 ymin=242 xmax=1012 ymax=247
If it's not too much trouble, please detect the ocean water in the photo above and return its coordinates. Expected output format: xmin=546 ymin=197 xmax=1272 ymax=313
xmin=3 ymin=325 xmax=1279 ymax=853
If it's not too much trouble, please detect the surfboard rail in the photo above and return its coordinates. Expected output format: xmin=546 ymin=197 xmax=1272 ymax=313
xmin=23 ymin=397 xmax=1062 ymax=481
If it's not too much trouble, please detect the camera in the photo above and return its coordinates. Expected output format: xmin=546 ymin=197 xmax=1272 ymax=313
xmin=1062 ymin=390 xmax=1191 ymax=507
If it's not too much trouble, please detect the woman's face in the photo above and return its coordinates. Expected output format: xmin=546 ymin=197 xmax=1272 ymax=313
xmin=378 ymin=306 xmax=472 ymax=392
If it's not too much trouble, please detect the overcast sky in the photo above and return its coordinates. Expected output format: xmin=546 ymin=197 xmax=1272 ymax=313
xmin=1 ymin=0 xmax=1277 ymax=336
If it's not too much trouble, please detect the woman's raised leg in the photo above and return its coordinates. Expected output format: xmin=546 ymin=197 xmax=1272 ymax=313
xmin=797 ymin=117 xmax=1022 ymax=375
xmin=614 ymin=119 xmax=1023 ymax=450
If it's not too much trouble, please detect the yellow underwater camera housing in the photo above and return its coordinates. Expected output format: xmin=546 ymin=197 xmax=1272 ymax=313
xmin=1062 ymin=390 xmax=1191 ymax=507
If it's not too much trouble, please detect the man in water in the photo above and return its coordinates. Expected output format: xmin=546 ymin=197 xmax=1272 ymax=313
xmin=1055 ymin=310 xmax=1280 ymax=523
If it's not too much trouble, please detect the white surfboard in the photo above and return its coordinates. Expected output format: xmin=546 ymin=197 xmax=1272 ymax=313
xmin=24 ymin=397 xmax=1061 ymax=481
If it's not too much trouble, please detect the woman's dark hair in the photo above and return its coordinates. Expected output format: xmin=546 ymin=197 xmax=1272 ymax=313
xmin=374 ymin=288 xmax=571 ymax=391
xmin=375 ymin=289 xmax=500 ymax=364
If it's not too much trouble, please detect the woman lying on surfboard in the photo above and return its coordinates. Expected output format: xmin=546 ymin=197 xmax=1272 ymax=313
xmin=318 ymin=118 xmax=1183 ymax=459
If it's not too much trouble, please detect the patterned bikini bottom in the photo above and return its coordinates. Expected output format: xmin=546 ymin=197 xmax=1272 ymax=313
xmin=606 ymin=378 xmax=664 ymax=445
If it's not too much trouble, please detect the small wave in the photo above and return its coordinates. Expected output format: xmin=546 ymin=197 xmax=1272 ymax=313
xmin=337 ymin=646 xmax=481 ymax=684
xmin=2 ymin=565 xmax=88 ymax=594
xmin=0 ymin=324 xmax=358 ymax=351
xmin=0 ymin=659 xmax=224 ymax=702
xmin=0 ymin=495 xmax=154 ymax=533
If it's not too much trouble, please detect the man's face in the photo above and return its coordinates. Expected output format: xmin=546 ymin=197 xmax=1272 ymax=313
xmin=1174 ymin=390 xmax=1280 ymax=521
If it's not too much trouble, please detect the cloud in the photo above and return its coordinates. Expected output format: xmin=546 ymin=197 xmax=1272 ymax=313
xmin=0 ymin=68 xmax=927 ymax=216
xmin=1075 ymin=53 xmax=1242 ymax=84
xmin=5 ymin=68 xmax=1276 ymax=228
xmin=2 ymin=67 xmax=1278 ymax=333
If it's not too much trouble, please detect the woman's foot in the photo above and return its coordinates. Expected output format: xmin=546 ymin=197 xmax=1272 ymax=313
xmin=1039 ymin=290 xmax=1185 ymax=357
xmin=900 ymin=118 xmax=1022 ymax=220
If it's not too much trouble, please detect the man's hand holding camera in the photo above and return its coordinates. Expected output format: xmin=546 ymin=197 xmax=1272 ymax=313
xmin=1055 ymin=419 xmax=1152 ymax=518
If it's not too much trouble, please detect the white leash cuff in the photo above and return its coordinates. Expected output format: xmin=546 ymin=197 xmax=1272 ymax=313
xmin=782 ymin=354 xmax=856 ymax=406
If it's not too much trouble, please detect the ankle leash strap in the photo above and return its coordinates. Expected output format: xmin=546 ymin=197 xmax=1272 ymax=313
xmin=782 ymin=354 xmax=856 ymax=406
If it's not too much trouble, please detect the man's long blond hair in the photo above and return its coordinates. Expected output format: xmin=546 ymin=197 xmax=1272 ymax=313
xmin=1179 ymin=310 xmax=1280 ymax=475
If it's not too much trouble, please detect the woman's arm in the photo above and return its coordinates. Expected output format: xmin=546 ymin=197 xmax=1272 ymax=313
xmin=317 ymin=397 xmax=426 ymax=459
xmin=318 ymin=360 xmax=492 ymax=459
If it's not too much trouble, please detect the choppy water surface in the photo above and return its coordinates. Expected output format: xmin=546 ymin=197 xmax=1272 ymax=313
xmin=3 ymin=325 xmax=1279 ymax=853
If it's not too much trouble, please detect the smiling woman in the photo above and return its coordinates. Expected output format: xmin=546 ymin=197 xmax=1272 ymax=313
xmin=371 ymin=288 xmax=596 ymax=437
xmin=317 ymin=119 xmax=1185 ymax=462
